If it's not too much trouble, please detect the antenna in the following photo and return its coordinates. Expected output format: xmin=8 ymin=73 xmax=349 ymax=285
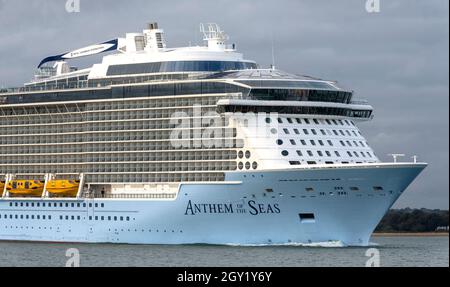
xmin=200 ymin=23 xmax=228 ymax=41
xmin=270 ymin=32 xmax=276 ymax=70
xmin=200 ymin=23 xmax=229 ymax=50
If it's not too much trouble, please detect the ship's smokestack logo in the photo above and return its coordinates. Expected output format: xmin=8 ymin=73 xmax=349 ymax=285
xmin=184 ymin=200 xmax=280 ymax=216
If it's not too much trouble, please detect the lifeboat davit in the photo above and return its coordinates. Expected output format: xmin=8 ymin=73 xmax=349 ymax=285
xmin=7 ymin=180 xmax=45 ymax=197
xmin=46 ymin=180 xmax=80 ymax=197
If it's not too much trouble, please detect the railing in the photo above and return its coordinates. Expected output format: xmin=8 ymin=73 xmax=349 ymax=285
xmin=1 ymin=81 xmax=90 ymax=94
xmin=0 ymin=72 xmax=211 ymax=95
xmin=350 ymin=99 xmax=369 ymax=105
xmin=85 ymin=193 xmax=176 ymax=199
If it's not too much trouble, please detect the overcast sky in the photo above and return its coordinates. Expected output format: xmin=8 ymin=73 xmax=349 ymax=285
xmin=0 ymin=0 xmax=448 ymax=209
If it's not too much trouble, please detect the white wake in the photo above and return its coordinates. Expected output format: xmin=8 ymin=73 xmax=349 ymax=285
xmin=224 ymin=240 xmax=347 ymax=248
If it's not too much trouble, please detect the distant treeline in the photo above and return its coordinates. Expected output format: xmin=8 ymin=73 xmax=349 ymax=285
xmin=375 ymin=208 xmax=449 ymax=232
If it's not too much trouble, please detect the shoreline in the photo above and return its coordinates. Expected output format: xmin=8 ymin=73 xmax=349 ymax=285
xmin=372 ymin=232 xmax=449 ymax=237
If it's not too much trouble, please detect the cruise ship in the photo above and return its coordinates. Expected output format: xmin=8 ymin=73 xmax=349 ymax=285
xmin=0 ymin=23 xmax=426 ymax=246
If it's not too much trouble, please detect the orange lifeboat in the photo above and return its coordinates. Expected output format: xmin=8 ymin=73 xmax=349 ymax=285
xmin=6 ymin=180 xmax=44 ymax=197
xmin=46 ymin=180 xmax=80 ymax=197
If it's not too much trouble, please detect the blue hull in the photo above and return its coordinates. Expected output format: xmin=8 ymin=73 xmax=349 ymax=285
xmin=0 ymin=164 xmax=425 ymax=246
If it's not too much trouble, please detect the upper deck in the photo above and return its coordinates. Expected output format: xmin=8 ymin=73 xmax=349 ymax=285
xmin=0 ymin=23 xmax=371 ymax=121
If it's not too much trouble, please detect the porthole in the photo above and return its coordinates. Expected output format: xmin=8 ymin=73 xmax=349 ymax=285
xmin=265 ymin=117 xmax=272 ymax=124
xmin=276 ymin=139 xmax=283 ymax=145
xmin=245 ymin=151 xmax=251 ymax=159
xmin=252 ymin=162 xmax=258 ymax=169
xmin=238 ymin=162 xmax=244 ymax=170
xmin=245 ymin=162 xmax=251 ymax=170
xmin=271 ymin=128 xmax=277 ymax=134
xmin=238 ymin=151 xmax=244 ymax=159
xmin=281 ymin=150 xmax=289 ymax=156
